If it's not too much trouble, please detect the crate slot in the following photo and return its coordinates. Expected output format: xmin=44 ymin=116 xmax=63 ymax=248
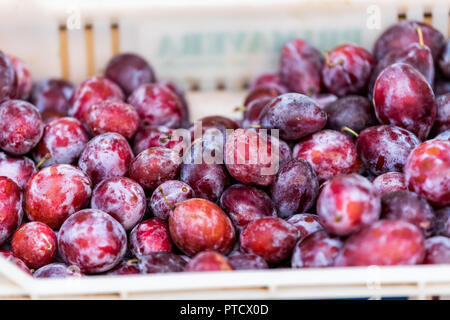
xmin=111 ymin=23 xmax=120 ymax=56
xmin=58 ymin=25 xmax=70 ymax=79
xmin=423 ymin=11 xmax=433 ymax=25
xmin=84 ymin=24 xmax=95 ymax=76
xmin=397 ymin=12 xmax=407 ymax=21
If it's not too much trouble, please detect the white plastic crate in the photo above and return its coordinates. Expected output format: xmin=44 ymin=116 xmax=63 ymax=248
xmin=0 ymin=0 xmax=449 ymax=299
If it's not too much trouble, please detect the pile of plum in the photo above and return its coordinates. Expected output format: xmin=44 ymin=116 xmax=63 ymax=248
xmin=0 ymin=20 xmax=449 ymax=278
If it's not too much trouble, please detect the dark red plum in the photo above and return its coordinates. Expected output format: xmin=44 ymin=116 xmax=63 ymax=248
xmin=58 ymin=209 xmax=127 ymax=274
xmin=149 ymin=180 xmax=194 ymax=220
xmin=372 ymin=172 xmax=406 ymax=196
xmin=129 ymin=147 xmax=181 ymax=192
xmin=291 ymin=231 xmax=343 ymax=268
xmin=243 ymin=85 xmax=285 ymax=107
xmin=128 ymin=83 xmax=183 ymax=128
xmin=271 ymin=159 xmax=319 ymax=219
xmin=32 ymin=117 xmax=89 ymax=168
xmin=293 ymin=130 xmax=362 ymax=183
xmin=373 ymin=63 xmax=436 ymax=140
xmin=0 ymin=152 xmax=36 ymax=189
xmin=85 ymin=100 xmax=139 ymax=139
xmin=0 ymin=51 xmax=16 ymax=102
xmin=322 ymin=44 xmax=375 ymax=97
xmin=431 ymin=93 xmax=450 ymax=136
xmin=189 ymin=115 xmax=239 ymax=142
xmin=106 ymin=260 xmax=140 ymax=276
xmin=228 ymin=253 xmax=268 ymax=270
xmin=30 ymin=79 xmax=75 ymax=115
xmin=439 ymin=39 xmax=450 ymax=79
xmin=184 ymin=251 xmax=233 ymax=272
xmin=279 ymin=39 xmax=323 ymax=95
xmin=180 ymin=162 xmax=231 ymax=203
xmin=287 ymin=214 xmax=324 ymax=242
xmin=220 ymin=184 xmax=277 ymax=229
xmin=0 ymin=177 xmax=23 ymax=246
xmin=435 ymin=79 xmax=450 ymax=96
xmin=259 ymin=93 xmax=327 ymax=140
xmin=91 ymin=177 xmax=146 ymax=231
xmin=324 ymin=95 xmax=377 ymax=133
xmin=242 ymin=98 xmax=271 ymax=129
xmin=0 ymin=250 xmax=31 ymax=274
xmin=404 ymin=139 xmax=450 ymax=206
xmin=69 ymin=76 xmax=124 ymax=122
xmin=369 ymin=42 xmax=434 ymax=99
xmin=34 ymin=263 xmax=84 ymax=278
xmin=159 ymin=80 xmax=190 ymax=128
xmin=224 ymin=129 xmax=280 ymax=186
xmin=434 ymin=207 xmax=450 ymax=237
xmin=78 ymin=132 xmax=134 ymax=185
xmin=335 ymin=220 xmax=425 ymax=266
xmin=0 ymin=100 xmax=44 ymax=155
xmin=381 ymin=190 xmax=435 ymax=236
xmin=317 ymin=174 xmax=381 ymax=236
xmin=424 ymin=236 xmax=450 ymax=264
xmin=7 ymin=55 xmax=32 ymax=100
xmin=11 ymin=222 xmax=57 ymax=269
xmin=250 ymin=71 xmax=287 ymax=91
xmin=138 ymin=252 xmax=186 ymax=274
xmin=311 ymin=93 xmax=338 ymax=109
xmin=356 ymin=125 xmax=420 ymax=175
xmin=130 ymin=218 xmax=172 ymax=257
xmin=240 ymin=217 xmax=299 ymax=264
xmin=25 ymin=164 xmax=92 ymax=230
xmin=373 ymin=20 xmax=445 ymax=62
xmin=169 ymin=198 xmax=235 ymax=256
xmin=105 ymin=53 xmax=156 ymax=96
xmin=133 ymin=126 xmax=184 ymax=155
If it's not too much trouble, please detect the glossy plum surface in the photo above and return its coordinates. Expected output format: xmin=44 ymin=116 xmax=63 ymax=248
xmin=31 ymin=79 xmax=75 ymax=115
xmin=105 ymin=53 xmax=156 ymax=96
xmin=322 ymin=44 xmax=375 ymax=97
xmin=25 ymin=164 xmax=92 ymax=230
xmin=11 ymin=222 xmax=57 ymax=269
xmin=85 ymin=100 xmax=139 ymax=139
xmin=240 ymin=217 xmax=298 ymax=264
xmin=129 ymin=147 xmax=181 ymax=192
xmin=317 ymin=174 xmax=381 ymax=236
xmin=149 ymin=180 xmax=194 ymax=220
xmin=78 ymin=132 xmax=134 ymax=185
xmin=91 ymin=177 xmax=146 ymax=231
xmin=271 ymin=159 xmax=319 ymax=218
xmin=279 ymin=39 xmax=323 ymax=95
xmin=404 ymin=139 xmax=450 ymax=206
xmin=220 ymin=184 xmax=277 ymax=229
xmin=294 ymin=130 xmax=362 ymax=182
xmin=356 ymin=125 xmax=420 ymax=175
xmin=0 ymin=152 xmax=36 ymax=189
xmin=373 ymin=21 xmax=445 ymax=62
xmin=381 ymin=190 xmax=435 ymax=236
xmin=0 ymin=177 xmax=23 ymax=246
xmin=169 ymin=198 xmax=235 ymax=257
xmin=32 ymin=117 xmax=89 ymax=168
xmin=373 ymin=63 xmax=436 ymax=140
xmin=129 ymin=218 xmax=172 ymax=256
xmin=324 ymin=95 xmax=377 ymax=133
xmin=58 ymin=209 xmax=127 ymax=273
xmin=259 ymin=93 xmax=327 ymax=141
xmin=335 ymin=220 xmax=425 ymax=266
